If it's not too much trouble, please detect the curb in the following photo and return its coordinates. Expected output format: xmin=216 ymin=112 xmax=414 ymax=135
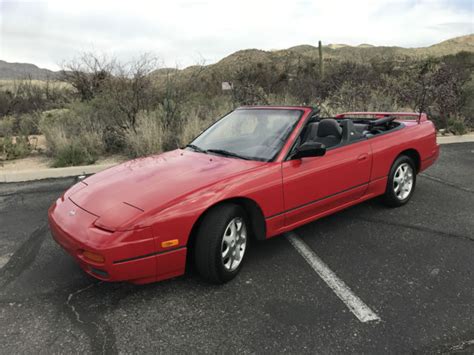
xmin=1 ymin=136 xmax=473 ymax=183
xmin=0 ymin=163 xmax=117 ymax=183
xmin=436 ymin=135 xmax=474 ymax=145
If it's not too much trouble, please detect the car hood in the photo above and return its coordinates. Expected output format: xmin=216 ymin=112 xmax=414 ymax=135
xmin=68 ymin=149 xmax=264 ymax=229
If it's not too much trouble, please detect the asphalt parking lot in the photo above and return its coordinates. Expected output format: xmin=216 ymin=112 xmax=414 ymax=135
xmin=1 ymin=142 xmax=473 ymax=354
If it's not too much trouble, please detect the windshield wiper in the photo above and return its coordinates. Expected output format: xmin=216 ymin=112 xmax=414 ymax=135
xmin=206 ymin=149 xmax=251 ymax=160
xmin=185 ymin=144 xmax=207 ymax=154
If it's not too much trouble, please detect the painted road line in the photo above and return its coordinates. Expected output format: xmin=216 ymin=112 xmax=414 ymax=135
xmin=286 ymin=231 xmax=381 ymax=323
xmin=0 ymin=253 xmax=13 ymax=269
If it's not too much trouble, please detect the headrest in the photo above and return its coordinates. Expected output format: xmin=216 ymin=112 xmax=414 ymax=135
xmin=340 ymin=119 xmax=355 ymax=141
xmin=317 ymin=119 xmax=342 ymax=138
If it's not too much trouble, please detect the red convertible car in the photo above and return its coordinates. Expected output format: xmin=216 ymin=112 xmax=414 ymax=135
xmin=49 ymin=107 xmax=439 ymax=284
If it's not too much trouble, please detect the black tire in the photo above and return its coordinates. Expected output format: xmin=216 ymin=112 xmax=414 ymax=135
xmin=194 ymin=203 xmax=249 ymax=284
xmin=383 ymin=155 xmax=417 ymax=207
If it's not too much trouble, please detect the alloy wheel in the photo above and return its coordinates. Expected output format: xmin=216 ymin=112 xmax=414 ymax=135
xmin=221 ymin=217 xmax=247 ymax=271
xmin=393 ymin=162 xmax=414 ymax=200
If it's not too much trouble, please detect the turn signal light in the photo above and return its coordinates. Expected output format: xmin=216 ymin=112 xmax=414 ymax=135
xmin=83 ymin=250 xmax=105 ymax=263
xmin=161 ymin=239 xmax=179 ymax=248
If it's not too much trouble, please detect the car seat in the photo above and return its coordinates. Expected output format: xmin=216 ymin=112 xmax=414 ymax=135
xmin=314 ymin=119 xmax=342 ymax=148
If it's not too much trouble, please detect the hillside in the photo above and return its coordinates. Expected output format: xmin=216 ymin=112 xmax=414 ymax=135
xmin=0 ymin=34 xmax=472 ymax=80
xmin=0 ymin=60 xmax=58 ymax=80
xmin=152 ymin=34 xmax=474 ymax=80
xmin=273 ymin=34 xmax=474 ymax=62
xmin=327 ymin=34 xmax=474 ymax=61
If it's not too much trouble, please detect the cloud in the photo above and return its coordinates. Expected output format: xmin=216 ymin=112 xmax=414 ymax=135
xmin=0 ymin=0 xmax=472 ymax=70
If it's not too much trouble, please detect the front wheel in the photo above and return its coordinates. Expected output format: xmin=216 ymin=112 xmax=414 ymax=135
xmin=194 ymin=204 xmax=248 ymax=284
xmin=383 ymin=155 xmax=416 ymax=207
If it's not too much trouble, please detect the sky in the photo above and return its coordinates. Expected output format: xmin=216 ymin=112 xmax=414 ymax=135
xmin=0 ymin=0 xmax=473 ymax=70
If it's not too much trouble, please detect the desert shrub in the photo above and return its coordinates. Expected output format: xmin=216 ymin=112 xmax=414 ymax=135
xmin=47 ymin=126 xmax=103 ymax=167
xmin=321 ymin=80 xmax=402 ymax=115
xmin=0 ymin=117 xmax=32 ymax=160
xmin=266 ymin=93 xmax=302 ymax=106
xmin=323 ymin=82 xmax=371 ymax=114
xmin=179 ymin=107 xmax=215 ymax=146
xmin=62 ymin=53 xmax=161 ymax=132
xmin=18 ymin=112 xmax=41 ymax=135
xmin=178 ymin=96 xmax=234 ymax=146
xmin=102 ymin=127 xmax=126 ymax=153
xmin=0 ymin=135 xmax=32 ymax=160
xmin=366 ymin=89 xmax=401 ymax=112
xmin=460 ymin=75 xmax=474 ymax=129
xmin=51 ymin=141 xmax=99 ymax=167
xmin=0 ymin=116 xmax=15 ymax=137
xmin=0 ymin=79 xmax=72 ymax=118
xmin=60 ymin=54 xmax=164 ymax=152
xmin=232 ymin=83 xmax=268 ymax=106
xmin=0 ymin=113 xmax=41 ymax=137
xmin=39 ymin=108 xmax=104 ymax=167
xmin=124 ymin=110 xmax=164 ymax=158
xmin=447 ymin=116 xmax=468 ymax=135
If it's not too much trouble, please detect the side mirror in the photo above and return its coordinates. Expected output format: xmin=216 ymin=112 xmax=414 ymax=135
xmin=292 ymin=142 xmax=326 ymax=159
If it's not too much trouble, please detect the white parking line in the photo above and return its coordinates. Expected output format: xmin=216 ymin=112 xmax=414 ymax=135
xmin=285 ymin=231 xmax=381 ymax=323
xmin=0 ymin=253 xmax=13 ymax=269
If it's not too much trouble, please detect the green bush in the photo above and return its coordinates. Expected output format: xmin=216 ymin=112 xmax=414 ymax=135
xmin=460 ymin=74 xmax=474 ymax=129
xmin=103 ymin=127 xmax=126 ymax=153
xmin=0 ymin=113 xmax=41 ymax=138
xmin=18 ymin=112 xmax=41 ymax=135
xmin=447 ymin=116 xmax=468 ymax=135
xmin=52 ymin=143 xmax=98 ymax=167
xmin=0 ymin=116 xmax=32 ymax=160
xmin=0 ymin=135 xmax=32 ymax=160
xmin=0 ymin=116 xmax=15 ymax=137
xmin=322 ymin=82 xmax=401 ymax=115
xmin=39 ymin=108 xmax=104 ymax=167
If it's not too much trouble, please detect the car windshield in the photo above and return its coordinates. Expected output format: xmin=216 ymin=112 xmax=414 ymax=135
xmin=189 ymin=109 xmax=302 ymax=161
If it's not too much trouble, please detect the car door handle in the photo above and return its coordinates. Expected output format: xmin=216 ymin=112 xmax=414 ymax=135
xmin=357 ymin=154 xmax=368 ymax=161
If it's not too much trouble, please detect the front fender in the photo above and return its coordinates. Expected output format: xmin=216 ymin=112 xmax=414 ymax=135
xmin=145 ymin=162 xmax=283 ymax=252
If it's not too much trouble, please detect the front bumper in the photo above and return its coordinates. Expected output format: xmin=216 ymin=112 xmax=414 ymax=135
xmin=48 ymin=197 xmax=186 ymax=284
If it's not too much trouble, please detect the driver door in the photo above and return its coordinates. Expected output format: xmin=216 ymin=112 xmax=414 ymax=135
xmin=281 ymin=140 xmax=372 ymax=228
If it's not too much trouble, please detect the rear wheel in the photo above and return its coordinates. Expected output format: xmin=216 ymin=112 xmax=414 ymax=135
xmin=194 ymin=204 xmax=248 ymax=284
xmin=383 ymin=155 xmax=416 ymax=207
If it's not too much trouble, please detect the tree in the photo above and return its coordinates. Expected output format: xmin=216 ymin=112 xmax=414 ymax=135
xmin=60 ymin=52 xmax=115 ymax=101
xmin=104 ymin=54 xmax=159 ymax=132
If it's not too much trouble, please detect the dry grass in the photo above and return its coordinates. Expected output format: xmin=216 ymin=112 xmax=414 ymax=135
xmin=0 ymin=79 xmax=71 ymax=91
xmin=39 ymin=109 xmax=105 ymax=166
xmin=124 ymin=110 xmax=164 ymax=158
xmin=179 ymin=108 xmax=216 ymax=145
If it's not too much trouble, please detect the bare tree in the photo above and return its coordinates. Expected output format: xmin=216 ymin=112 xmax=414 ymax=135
xmin=155 ymin=62 xmax=207 ymax=149
xmin=105 ymin=54 xmax=160 ymax=132
xmin=60 ymin=52 xmax=116 ymax=101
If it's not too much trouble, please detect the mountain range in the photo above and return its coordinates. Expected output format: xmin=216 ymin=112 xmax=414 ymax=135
xmin=1 ymin=34 xmax=472 ymax=80
xmin=0 ymin=60 xmax=57 ymax=80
